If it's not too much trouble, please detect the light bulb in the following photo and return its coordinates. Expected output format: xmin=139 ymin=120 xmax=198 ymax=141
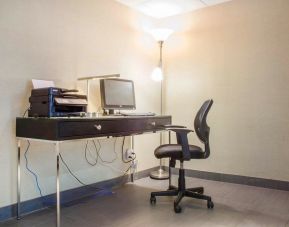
xmin=150 ymin=28 xmax=174 ymax=41
xmin=151 ymin=67 xmax=163 ymax=81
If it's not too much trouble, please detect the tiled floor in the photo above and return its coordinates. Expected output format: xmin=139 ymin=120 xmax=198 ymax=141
xmin=2 ymin=176 xmax=289 ymax=227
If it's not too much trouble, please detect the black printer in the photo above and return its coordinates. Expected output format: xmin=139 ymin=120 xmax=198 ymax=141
xmin=28 ymin=87 xmax=87 ymax=117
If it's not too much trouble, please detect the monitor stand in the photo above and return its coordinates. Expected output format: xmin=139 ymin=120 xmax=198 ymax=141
xmin=108 ymin=109 xmax=115 ymax=115
xmin=103 ymin=109 xmax=121 ymax=116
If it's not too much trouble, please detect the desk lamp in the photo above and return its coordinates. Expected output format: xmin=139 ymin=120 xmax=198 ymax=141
xmin=149 ymin=28 xmax=173 ymax=180
xmin=77 ymin=74 xmax=120 ymax=112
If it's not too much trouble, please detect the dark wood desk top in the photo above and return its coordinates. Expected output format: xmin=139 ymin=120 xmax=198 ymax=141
xmin=16 ymin=115 xmax=172 ymax=141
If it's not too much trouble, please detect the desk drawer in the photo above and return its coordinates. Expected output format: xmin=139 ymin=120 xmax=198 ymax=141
xmin=16 ymin=116 xmax=171 ymax=140
xmin=57 ymin=117 xmax=171 ymax=139
xmin=58 ymin=120 xmax=123 ymax=138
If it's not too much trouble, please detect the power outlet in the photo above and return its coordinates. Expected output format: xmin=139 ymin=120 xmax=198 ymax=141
xmin=125 ymin=148 xmax=134 ymax=160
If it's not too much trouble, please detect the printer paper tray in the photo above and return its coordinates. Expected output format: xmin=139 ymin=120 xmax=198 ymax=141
xmin=54 ymin=98 xmax=87 ymax=106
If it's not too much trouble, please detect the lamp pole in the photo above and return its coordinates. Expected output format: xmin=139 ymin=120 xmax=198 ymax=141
xmin=159 ymin=41 xmax=163 ymax=115
xmin=159 ymin=40 xmax=164 ymax=146
xmin=150 ymin=40 xmax=169 ymax=180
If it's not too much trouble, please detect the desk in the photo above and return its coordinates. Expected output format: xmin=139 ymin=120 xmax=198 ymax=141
xmin=16 ymin=115 xmax=171 ymax=227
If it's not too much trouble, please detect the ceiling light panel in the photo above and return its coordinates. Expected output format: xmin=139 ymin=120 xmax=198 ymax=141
xmin=116 ymin=0 xmax=232 ymax=18
xmin=136 ymin=0 xmax=205 ymax=18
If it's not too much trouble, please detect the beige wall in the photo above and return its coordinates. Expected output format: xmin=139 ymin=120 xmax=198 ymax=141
xmin=163 ymin=0 xmax=289 ymax=181
xmin=0 ymin=0 xmax=160 ymax=207
xmin=2 ymin=0 xmax=289 ymax=209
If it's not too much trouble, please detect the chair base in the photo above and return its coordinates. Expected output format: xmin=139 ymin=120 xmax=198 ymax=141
xmin=150 ymin=168 xmax=214 ymax=213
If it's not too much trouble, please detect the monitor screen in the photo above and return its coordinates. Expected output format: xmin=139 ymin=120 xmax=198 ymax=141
xmin=100 ymin=79 xmax=136 ymax=110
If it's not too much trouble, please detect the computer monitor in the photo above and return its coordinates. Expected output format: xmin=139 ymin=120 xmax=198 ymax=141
xmin=100 ymin=78 xmax=136 ymax=112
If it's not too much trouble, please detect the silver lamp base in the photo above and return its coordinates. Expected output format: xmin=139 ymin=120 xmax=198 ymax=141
xmin=150 ymin=167 xmax=169 ymax=180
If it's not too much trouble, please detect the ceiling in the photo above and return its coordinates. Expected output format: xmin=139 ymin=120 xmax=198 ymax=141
xmin=116 ymin=0 xmax=232 ymax=18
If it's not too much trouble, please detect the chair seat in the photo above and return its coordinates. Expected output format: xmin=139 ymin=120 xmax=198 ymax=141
xmin=154 ymin=144 xmax=205 ymax=160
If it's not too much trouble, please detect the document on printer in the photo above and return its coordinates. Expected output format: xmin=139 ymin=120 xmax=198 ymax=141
xmin=32 ymin=79 xmax=55 ymax=89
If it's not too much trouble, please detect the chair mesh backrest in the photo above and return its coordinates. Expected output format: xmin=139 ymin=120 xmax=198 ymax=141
xmin=194 ymin=99 xmax=213 ymax=144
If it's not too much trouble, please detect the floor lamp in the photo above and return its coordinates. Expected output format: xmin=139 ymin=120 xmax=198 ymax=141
xmin=149 ymin=28 xmax=173 ymax=180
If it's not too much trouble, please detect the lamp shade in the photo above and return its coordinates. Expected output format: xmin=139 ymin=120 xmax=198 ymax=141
xmin=150 ymin=28 xmax=174 ymax=41
xmin=151 ymin=66 xmax=163 ymax=81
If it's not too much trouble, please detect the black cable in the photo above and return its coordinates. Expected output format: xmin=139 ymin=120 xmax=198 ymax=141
xmin=85 ymin=141 xmax=98 ymax=166
xmin=122 ymin=163 xmax=134 ymax=176
xmin=118 ymin=162 xmax=135 ymax=186
xmin=85 ymin=139 xmax=119 ymax=166
xmin=22 ymin=107 xmax=30 ymax=117
xmin=93 ymin=140 xmax=118 ymax=164
xmin=113 ymin=138 xmax=119 ymax=160
xmin=83 ymin=137 xmax=135 ymax=184
xmin=24 ymin=141 xmax=43 ymax=197
xmin=59 ymin=153 xmax=103 ymax=190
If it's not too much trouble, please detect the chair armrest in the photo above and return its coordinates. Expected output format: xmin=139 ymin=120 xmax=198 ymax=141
xmin=166 ymin=128 xmax=193 ymax=133
xmin=161 ymin=124 xmax=187 ymax=129
xmin=169 ymin=128 xmax=193 ymax=161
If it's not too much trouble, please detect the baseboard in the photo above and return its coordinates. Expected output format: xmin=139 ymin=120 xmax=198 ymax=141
xmin=0 ymin=166 xmax=159 ymax=222
xmin=5 ymin=166 xmax=286 ymax=223
xmin=164 ymin=167 xmax=289 ymax=191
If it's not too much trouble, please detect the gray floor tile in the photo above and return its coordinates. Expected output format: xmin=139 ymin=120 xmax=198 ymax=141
xmin=1 ymin=176 xmax=289 ymax=227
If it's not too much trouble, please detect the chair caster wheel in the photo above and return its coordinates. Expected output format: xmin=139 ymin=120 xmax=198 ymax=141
xmin=174 ymin=204 xmax=182 ymax=213
xmin=207 ymin=200 xmax=214 ymax=209
xmin=150 ymin=196 xmax=156 ymax=205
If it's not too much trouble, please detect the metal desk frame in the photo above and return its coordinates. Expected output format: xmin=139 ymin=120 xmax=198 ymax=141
xmin=16 ymin=136 xmax=135 ymax=227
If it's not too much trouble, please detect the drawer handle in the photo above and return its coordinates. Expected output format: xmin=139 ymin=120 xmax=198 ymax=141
xmin=151 ymin=122 xmax=156 ymax=127
xmin=94 ymin=124 xmax=102 ymax=130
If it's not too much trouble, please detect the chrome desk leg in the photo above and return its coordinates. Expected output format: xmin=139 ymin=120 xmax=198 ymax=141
xmin=17 ymin=140 xmax=21 ymax=220
xmin=130 ymin=136 xmax=134 ymax=183
xmin=168 ymin=131 xmax=172 ymax=187
xmin=55 ymin=142 xmax=60 ymax=227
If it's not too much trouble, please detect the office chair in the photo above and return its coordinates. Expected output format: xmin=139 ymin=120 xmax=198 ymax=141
xmin=150 ymin=99 xmax=214 ymax=213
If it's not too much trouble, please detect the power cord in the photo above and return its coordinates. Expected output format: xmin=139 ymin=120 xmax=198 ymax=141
xmin=93 ymin=140 xmax=118 ymax=164
xmin=118 ymin=162 xmax=136 ymax=186
xmin=24 ymin=141 xmax=43 ymax=197
xmin=84 ymin=139 xmax=118 ymax=166
xmin=24 ymin=140 xmax=102 ymax=197
xmin=61 ymin=149 xmax=133 ymax=189
xmin=83 ymin=137 xmax=136 ymax=183
xmin=120 ymin=136 xmax=137 ymax=182
xmin=22 ymin=107 xmax=30 ymax=117
xmin=23 ymin=138 xmax=129 ymax=198
xmin=122 ymin=162 xmax=134 ymax=176
xmin=85 ymin=140 xmax=99 ymax=166
xmin=59 ymin=153 xmax=103 ymax=190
